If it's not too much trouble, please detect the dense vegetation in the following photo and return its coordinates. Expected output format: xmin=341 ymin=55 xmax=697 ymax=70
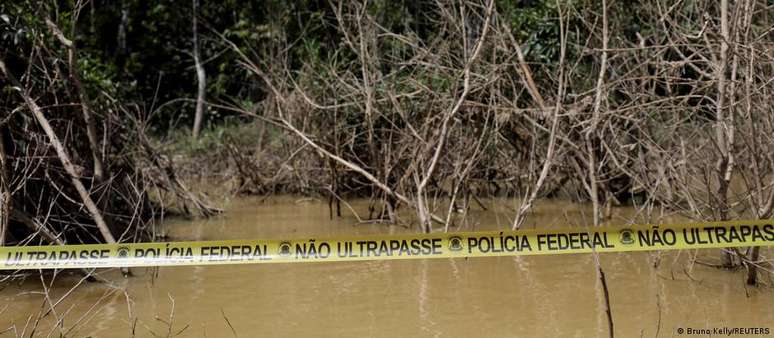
xmin=1 ymin=0 xmax=772 ymax=285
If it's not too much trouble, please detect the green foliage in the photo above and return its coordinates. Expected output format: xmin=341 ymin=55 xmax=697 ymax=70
xmin=3 ymin=0 xmax=646 ymax=137
xmin=162 ymin=117 xmax=277 ymax=158
xmin=78 ymin=53 xmax=121 ymax=95
xmin=499 ymin=1 xmax=564 ymax=63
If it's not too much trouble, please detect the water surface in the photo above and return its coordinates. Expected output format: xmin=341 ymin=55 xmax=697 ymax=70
xmin=1 ymin=196 xmax=772 ymax=337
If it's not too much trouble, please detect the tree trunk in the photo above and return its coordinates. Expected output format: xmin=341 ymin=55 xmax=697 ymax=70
xmin=716 ymin=0 xmax=736 ymax=268
xmin=746 ymin=246 xmax=761 ymax=285
xmin=191 ymin=0 xmax=206 ymax=138
xmin=0 ymin=133 xmax=9 ymax=245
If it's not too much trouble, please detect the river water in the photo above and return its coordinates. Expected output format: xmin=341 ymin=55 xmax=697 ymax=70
xmin=1 ymin=196 xmax=772 ymax=337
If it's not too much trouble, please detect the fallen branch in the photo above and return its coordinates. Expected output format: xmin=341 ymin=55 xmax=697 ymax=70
xmin=0 ymin=59 xmax=117 ymax=245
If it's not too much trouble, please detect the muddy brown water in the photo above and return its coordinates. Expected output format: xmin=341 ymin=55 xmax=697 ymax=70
xmin=1 ymin=196 xmax=772 ymax=337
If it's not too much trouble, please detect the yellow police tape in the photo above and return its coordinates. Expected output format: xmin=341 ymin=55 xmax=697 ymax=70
xmin=1 ymin=219 xmax=773 ymax=270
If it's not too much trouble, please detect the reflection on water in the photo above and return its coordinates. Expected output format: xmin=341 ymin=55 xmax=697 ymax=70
xmin=1 ymin=196 xmax=772 ymax=337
